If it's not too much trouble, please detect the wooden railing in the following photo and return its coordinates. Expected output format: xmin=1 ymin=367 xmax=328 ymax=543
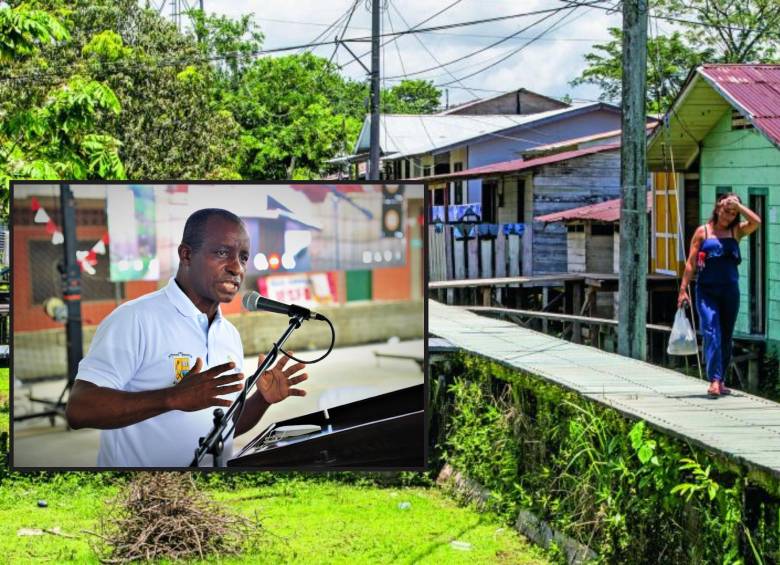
xmin=428 ymin=223 xmax=524 ymax=282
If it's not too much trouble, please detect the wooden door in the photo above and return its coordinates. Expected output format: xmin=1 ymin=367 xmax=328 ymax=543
xmin=652 ymin=172 xmax=684 ymax=276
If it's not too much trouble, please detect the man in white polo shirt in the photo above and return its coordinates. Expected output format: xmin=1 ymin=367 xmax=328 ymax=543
xmin=65 ymin=208 xmax=308 ymax=467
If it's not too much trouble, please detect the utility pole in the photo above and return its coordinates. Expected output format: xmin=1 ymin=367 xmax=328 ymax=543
xmin=618 ymin=0 xmax=649 ymax=360
xmin=368 ymin=0 xmax=381 ymax=180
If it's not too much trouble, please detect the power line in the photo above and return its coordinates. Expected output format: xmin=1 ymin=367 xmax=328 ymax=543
xmin=382 ymin=1 xmax=598 ymax=90
xmin=383 ymin=1 xmax=574 ymax=146
xmin=383 ymin=3 xmax=437 ymax=152
xmin=0 ymin=3 xmax=600 ymax=84
xmin=4 ymin=1 xmax=775 ymax=86
xmin=299 ymin=1 xmax=360 ymax=54
xmin=340 ymin=0 xmax=465 ymax=71
xmin=566 ymin=0 xmax=780 ymax=39
xmin=383 ymin=2 xmax=573 ymax=81
xmin=253 ymin=15 xmax=610 ymax=42
xmin=327 ymin=0 xmax=361 ymax=64
xmin=438 ymin=6 xmax=581 ymax=87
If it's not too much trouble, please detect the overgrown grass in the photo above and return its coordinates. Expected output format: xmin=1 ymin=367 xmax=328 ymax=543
xmin=0 ymin=476 xmax=549 ymax=564
xmin=431 ymin=353 xmax=780 ymax=563
xmin=0 ymin=367 xmax=8 ymax=400
xmin=0 ymin=477 xmax=117 ymax=562
xmin=0 ymin=367 xmax=8 ymax=440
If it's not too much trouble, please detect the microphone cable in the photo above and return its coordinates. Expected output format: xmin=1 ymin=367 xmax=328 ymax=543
xmin=221 ymin=312 xmax=336 ymax=443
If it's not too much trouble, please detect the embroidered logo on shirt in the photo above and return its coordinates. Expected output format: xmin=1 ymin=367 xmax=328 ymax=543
xmin=169 ymin=352 xmax=193 ymax=384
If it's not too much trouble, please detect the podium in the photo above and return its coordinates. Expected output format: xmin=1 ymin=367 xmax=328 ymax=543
xmin=228 ymin=384 xmax=424 ymax=469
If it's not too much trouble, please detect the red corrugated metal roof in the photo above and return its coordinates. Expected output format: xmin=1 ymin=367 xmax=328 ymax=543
xmin=535 ymin=192 xmax=653 ymax=223
xmin=416 ymin=142 xmax=620 ymax=181
xmin=699 ymin=64 xmax=780 ymax=147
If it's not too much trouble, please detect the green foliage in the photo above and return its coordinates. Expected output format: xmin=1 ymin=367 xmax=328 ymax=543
xmin=571 ymin=27 xmax=712 ymax=113
xmin=431 ymin=353 xmax=780 ymax=563
xmin=2 ymin=3 xmax=448 ymax=184
xmin=671 ymin=457 xmax=720 ymax=502
xmin=227 ymin=53 xmax=365 ymax=179
xmin=2 ymin=0 xmax=242 ymax=179
xmin=445 ymin=378 xmax=519 ymax=517
xmin=2 ymin=74 xmax=124 ymax=180
xmin=0 ymin=478 xmax=548 ymax=564
xmin=81 ymin=30 xmax=130 ymax=61
xmin=0 ymin=4 xmax=125 ymax=221
xmin=573 ymin=0 xmax=779 ymax=113
xmin=189 ymin=9 xmax=264 ymax=85
xmin=382 ymin=80 xmax=442 ymax=114
xmin=0 ymin=4 xmax=68 ymax=61
xmin=656 ymin=0 xmax=780 ymax=62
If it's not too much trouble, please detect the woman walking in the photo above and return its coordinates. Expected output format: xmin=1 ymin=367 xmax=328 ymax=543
xmin=678 ymin=193 xmax=761 ymax=397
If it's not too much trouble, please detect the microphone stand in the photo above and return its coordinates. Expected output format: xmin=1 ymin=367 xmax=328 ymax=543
xmin=190 ymin=313 xmax=306 ymax=467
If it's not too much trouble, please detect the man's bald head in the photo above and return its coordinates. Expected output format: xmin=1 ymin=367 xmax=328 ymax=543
xmin=181 ymin=208 xmax=244 ymax=252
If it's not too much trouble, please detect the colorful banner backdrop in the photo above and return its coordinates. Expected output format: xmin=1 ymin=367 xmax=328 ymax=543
xmin=257 ymin=272 xmax=337 ymax=307
xmin=107 ymin=186 xmax=159 ymax=281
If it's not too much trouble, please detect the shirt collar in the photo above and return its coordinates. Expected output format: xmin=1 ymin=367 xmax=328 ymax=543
xmin=164 ymin=277 xmax=223 ymax=321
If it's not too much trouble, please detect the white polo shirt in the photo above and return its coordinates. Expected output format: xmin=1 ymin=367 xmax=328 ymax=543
xmin=75 ymin=278 xmax=244 ymax=467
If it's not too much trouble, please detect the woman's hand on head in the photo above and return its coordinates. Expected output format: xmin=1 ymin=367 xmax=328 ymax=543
xmin=721 ymin=195 xmax=740 ymax=211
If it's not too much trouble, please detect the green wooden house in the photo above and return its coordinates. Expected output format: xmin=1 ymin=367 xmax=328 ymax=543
xmin=647 ymin=64 xmax=780 ymax=353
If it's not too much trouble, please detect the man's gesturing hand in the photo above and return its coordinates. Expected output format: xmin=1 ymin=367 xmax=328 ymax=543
xmin=257 ymin=352 xmax=308 ymax=404
xmin=168 ymin=357 xmax=244 ymax=412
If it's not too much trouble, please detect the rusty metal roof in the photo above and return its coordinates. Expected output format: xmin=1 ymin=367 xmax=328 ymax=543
xmin=417 ymin=142 xmax=620 ymax=182
xmin=699 ymin=64 xmax=780 ymax=147
xmin=535 ymin=191 xmax=653 ymax=223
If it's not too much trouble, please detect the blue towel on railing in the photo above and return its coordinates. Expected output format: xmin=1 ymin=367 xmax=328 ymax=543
xmin=477 ymin=224 xmax=499 ymax=237
xmin=453 ymin=224 xmax=478 ymax=239
xmin=430 ymin=206 xmax=446 ymax=223
xmin=502 ymin=223 xmax=525 ymax=236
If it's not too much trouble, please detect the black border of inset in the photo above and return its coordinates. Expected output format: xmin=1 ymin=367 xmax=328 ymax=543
xmin=8 ymin=179 xmax=429 ymax=473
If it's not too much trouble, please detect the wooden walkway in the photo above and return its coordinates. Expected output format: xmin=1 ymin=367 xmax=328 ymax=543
xmin=429 ymin=300 xmax=780 ymax=478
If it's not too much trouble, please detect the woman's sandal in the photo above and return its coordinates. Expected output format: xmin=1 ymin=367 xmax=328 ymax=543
xmin=707 ymin=381 xmax=721 ymax=398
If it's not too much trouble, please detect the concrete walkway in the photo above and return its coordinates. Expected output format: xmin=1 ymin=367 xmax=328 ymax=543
xmin=12 ymin=339 xmax=423 ymax=468
xmin=430 ymin=300 xmax=780 ymax=478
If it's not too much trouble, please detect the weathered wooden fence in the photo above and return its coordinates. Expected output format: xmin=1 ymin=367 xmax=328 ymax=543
xmin=428 ymin=224 xmax=524 ymax=282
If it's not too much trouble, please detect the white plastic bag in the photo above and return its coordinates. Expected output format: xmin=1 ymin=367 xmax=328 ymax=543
xmin=667 ymin=308 xmax=698 ymax=355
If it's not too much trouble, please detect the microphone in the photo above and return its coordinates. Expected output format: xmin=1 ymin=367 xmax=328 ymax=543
xmin=242 ymin=291 xmax=324 ymax=320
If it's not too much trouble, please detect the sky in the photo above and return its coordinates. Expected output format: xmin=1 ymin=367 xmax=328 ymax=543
xmin=162 ymin=0 xmax=649 ymax=108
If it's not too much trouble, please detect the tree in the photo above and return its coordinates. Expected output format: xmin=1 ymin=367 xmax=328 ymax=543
xmin=572 ymin=0 xmax=778 ymax=112
xmin=657 ymin=0 xmax=779 ymax=63
xmin=189 ymin=10 xmax=264 ymax=88
xmin=6 ymin=0 xmax=242 ymax=179
xmin=0 ymin=5 xmax=124 ymax=220
xmin=382 ymin=80 xmax=442 ymax=114
xmin=571 ymin=28 xmax=711 ymax=113
xmin=226 ymin=53 xmax=366 ymax=179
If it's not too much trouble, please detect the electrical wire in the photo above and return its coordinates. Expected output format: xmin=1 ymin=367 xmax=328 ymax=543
xmin=438 ymin=6 xmax=580 ymax=87
xmin=0 ymin=2 xmax=620 ymax=83
xmin=221 ymin=313 xmax=336 ymax=442
xmin=4 ymin=0 xmax=775 ymax=85
xmin=381 ymin=3 xmax=437 ymax=153
xmin=384 ymin=0 xmax=607 ymax=81
xmin=299 ymin=1 xmax=360 ymax=54
xmin=327 ymin=0 xmax=361 ymax=65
